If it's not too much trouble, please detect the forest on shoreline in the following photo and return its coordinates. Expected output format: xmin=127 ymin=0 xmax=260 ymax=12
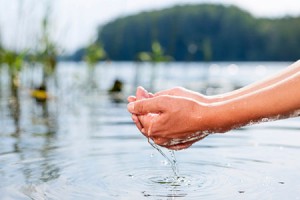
xmin=73 ymin=4 xmax=300 ymax=62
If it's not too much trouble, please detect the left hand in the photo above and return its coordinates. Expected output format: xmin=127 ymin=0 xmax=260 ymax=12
xmin=128 ymin=87 xmax=154 ymax=136
xmin=128 ymin=94 xmax=212 ymax=150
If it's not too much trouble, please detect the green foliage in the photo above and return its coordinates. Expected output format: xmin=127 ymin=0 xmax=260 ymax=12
xmin=0 ymin=49 xmax=27 ymax=91
xmin=96 ymin=4 xmax=300 ymax=61
xmin=37 ymin=14 xmax=59 ymax=78
xmin=0 ymin=48 xmax=3 ymax=65
xmin=138 ymin=41 xmax=172 ymax=62
xmin=83 ymin=42 xmax=106 ymax=91
xmin=84 ymin=42 xmax=106 ymax=67
xmin=0 ymin=49 xmax=26 ymax=73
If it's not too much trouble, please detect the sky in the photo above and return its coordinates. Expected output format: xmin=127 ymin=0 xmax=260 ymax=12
xmin=1 ymin=0 xmax=300 ymax=53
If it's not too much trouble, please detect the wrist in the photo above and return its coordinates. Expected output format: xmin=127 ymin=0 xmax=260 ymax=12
xmin=211 ymin=93 xmax=271 ymax=131
xmin=192 ymin=102 xmax=233 ymax=134
xmin=204 ymin=100 xmax=245 ymax=133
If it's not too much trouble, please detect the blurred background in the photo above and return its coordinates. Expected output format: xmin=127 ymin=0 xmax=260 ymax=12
xmin=1 ymin=0 xmax=300 ymax=133
xmin=0 ymin=0 xmax=300 ymax=199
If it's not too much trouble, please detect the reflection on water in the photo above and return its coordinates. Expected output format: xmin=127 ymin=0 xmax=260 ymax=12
xmin=0 ymin=62 xmax=300 ymax=199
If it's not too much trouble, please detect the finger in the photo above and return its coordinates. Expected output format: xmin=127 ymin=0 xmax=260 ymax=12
xmin=138 ymin=115 xmax=152 ymax=136
xmin=154 ymin=90 xmax=172 ymax=97
xmin=167 ymin=142 xmax=193 ymax=150
xmin=139 ymin=113 xmax=160 ymax=138
xmin=128 ymin=96 xmax=136 ymax=102
xmin=132 ymin=114 xmax=144 ymax=133
xmin=138 ymin=113 xmax=158 ymax=137
xmin=136 ymin=86 xmax=150 ymax=99
xmin=148 ymin=92 xmax=154 ymax=98
xmin=150 ymin=136 xmax=193 ymax=150
xmin=127 ymin=96 xmax=166 ymax=115
xmin=150 ymin=136 xmax=169 ymax=146
xmin=165 ymin=134 xmax=208 ymax=150
xmin=154 ymin=88 xmax=180 ymax=97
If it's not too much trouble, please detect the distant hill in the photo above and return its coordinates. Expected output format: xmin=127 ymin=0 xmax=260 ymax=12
xmin=76 ymin=4 xmax=300 ymax=61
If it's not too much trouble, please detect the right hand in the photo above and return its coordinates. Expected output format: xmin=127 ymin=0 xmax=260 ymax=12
xmin=154 ymin=87 xmax=213 ymax=103
xmin=127 ymin=94 xmax=215 ymax=150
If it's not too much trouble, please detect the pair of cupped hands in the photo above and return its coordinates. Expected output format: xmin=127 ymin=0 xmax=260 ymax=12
xmin=127 ymin=86 xmax=221 ymax=150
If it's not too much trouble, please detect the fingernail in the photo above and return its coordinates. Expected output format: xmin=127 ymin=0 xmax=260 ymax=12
xmin=127 ymin=102 xmax=134 ymax=112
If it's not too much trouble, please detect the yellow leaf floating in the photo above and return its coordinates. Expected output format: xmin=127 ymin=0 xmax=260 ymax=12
xmin=30 ymin=90 xmax=49 ymax=101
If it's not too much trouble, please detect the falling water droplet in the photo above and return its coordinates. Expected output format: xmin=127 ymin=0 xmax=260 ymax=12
xmin=148 ymin=138 xmax=179 ymax=177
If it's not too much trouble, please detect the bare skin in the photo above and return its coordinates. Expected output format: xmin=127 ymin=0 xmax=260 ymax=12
xmin=148 ymin=60 xmax=300 ymax=103
xmin=128 ymin=61 xmax=300 ymax=150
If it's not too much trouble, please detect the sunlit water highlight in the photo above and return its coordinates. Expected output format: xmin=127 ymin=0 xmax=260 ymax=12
xmin=0 ymin=62 xmax=300 ymax=199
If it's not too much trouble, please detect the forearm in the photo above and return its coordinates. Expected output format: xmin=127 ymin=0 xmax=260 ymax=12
xmin=210 ymin=71 xmax=300 ymax=131
xmin=211 ymin=60 xmax=300 ymax=102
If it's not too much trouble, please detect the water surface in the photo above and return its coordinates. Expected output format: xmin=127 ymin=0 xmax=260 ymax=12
xmin=0 ymin=62 xmax=299 ymax=199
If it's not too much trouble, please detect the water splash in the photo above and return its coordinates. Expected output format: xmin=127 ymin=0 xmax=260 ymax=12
xmin=245 ymin=109 xmax=300 ymax=127
xmin=148 ymin=138 xmax=179 ymax=177
xmin=146 ymin=130 xmax=212 ymax=179
xmin=167 ymin=131 xmax=211 ymax=146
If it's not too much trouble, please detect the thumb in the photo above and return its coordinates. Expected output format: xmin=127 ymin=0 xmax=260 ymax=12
xmin=127 ymin=97 xmax=165 ymax=115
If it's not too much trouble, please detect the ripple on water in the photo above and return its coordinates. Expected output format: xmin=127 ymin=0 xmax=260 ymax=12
xmin=0 ymin=146 xmax=296 ymax=200
xmin=95 ymin=153 xmax=281 ymax=200
xmin=95 ymin=156 xmax=220 ymax=199
xmin=16 ymin=177 xmax=114 ymax=200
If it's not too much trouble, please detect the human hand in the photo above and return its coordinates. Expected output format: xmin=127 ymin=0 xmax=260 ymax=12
xmin=127 ymin=86 xmax=210 ymax=139
xmin=154 ymin=87 xmax=212 ymax=103
xmin=128 ymin=87 xmax=198 ymax=150
xmin=127 ymin=86 xmax=155 ymax=135
xmin=127 ymin=95 xmax=214 ymax=150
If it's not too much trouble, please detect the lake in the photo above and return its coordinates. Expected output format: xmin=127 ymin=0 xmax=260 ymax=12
xmin=0 ymin=61 xmax=299 ymax=199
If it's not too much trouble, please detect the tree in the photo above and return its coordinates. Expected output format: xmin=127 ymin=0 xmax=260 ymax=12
xmin=97 ymin=4 xmax=300 ymax=61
